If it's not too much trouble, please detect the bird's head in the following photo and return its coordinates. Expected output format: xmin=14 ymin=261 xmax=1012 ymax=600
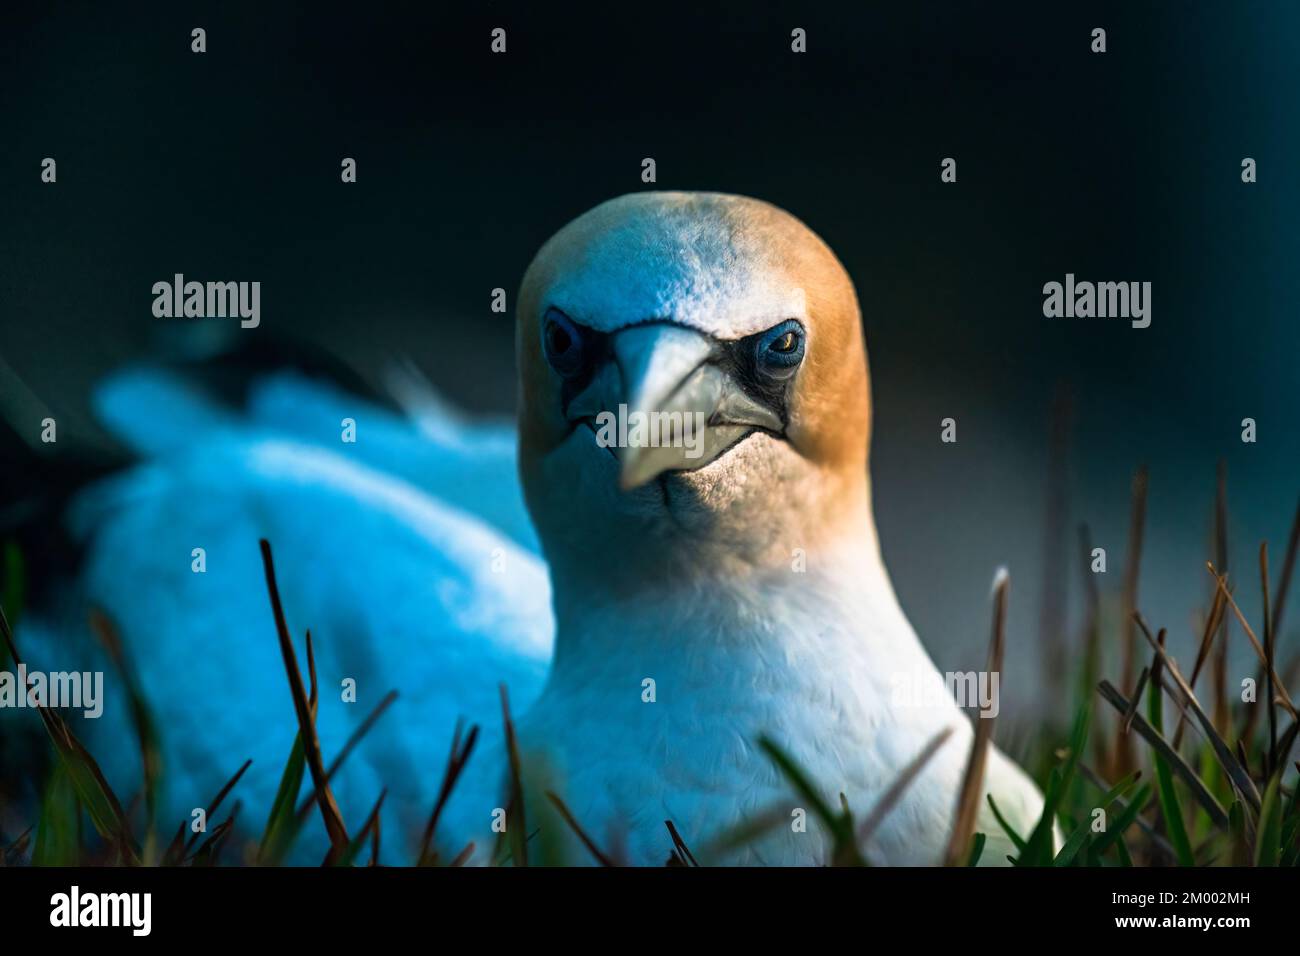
xmin=517 ymin=192 xmax=871 ymax=591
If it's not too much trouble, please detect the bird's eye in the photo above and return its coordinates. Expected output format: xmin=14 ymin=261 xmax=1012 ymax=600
xmin=754 ymin=319 xmax=806 ymax=375
xmin=542 ymin=308 xmax=588 ymax=378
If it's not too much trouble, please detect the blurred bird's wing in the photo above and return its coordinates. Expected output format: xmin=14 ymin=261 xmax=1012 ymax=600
xmin=14 ymin=369 xmax=553 ymax=862
xmin=243 ymin=371 xmax=540 ymax=553
xmin=93 ymin=365 xmax=539 ymax=552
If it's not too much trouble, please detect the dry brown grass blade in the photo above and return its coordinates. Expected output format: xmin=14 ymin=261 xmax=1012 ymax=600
xmin=1271 ymin=497 xmax=1300 ymax=639
xmin=369 ymin=807 xmax=381 ymax=866
xmin=1078 ymin=523 xmax=1106 ymax=767
xmin=1190 ymin=587 xmax=1228 ymax=690
xmin=699 ymin=803 xmax=793 ymax=858
xmin=859 ymin=726 xmax=953 ymax=850
xmin=1123 ymin=666 xmax=1151 ymax=736
xmin=1133 ymin=616 xmax=1262 ymax=814
xmin=305 ymin=628 xmax=319 ymax=707
xmin=293 ymin=689 xmax=399 ymax=824
xmin=2 ymin=825 xmax=35 ymax=865
xmin=1120 ymin=466 xmax=1149 ymax=696
xmin=943 ymin=570 xmax=1007 ymax=866
xmin=196 ymin=760 xmax=250 ymax=833
xmin=418 ymin=719 xmax=480 ymax=865
xmin=1212 ymin=462 xmax=1231 ymax=734
xmin=1097 ymin=680 xmax=1229 ymax=827
xmin=1172 ymin=586 xmax=1227 ymax=750
xmin=191 ymin=811 xmax=237 ymax=866
xmin=1261 ymin=543 xmax=1278 ymax=776
xmin=350 ymin=789 xmax=387 ymax=867
xmin=1113 ymin=467 xmax=1148 ymax=777
xmin=87 ymin=608 xmax=162 ymax=820
xmin=664 ymin=820 xmax=699 ymax=867
xmin=545 ymin=791 xmax=616 ymax=866
xmin=1207 ymin=563 xmax=1297 ymax=719
xmin=448 ymin=842 xmax=475 ymax=866
xmin=0 ymin=603 xmax=139 ymax=864
xmin=499 ymin=683 xmax=527 ymax=866
xmin=169 ymin=758 xmax=251 ymax=863
xmin=259 ymin=539 xmax=349 ymax=859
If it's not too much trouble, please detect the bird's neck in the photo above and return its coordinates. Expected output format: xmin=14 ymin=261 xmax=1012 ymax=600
xmin=544 ymin=488 xmax=925 ymax=686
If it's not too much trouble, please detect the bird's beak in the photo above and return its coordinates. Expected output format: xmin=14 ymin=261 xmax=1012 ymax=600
xmin=567 ymin=324 xmax=783 ymax=490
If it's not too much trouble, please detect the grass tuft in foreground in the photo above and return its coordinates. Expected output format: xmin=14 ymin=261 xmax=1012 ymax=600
xmin=0 ymin=482 xmax=1298 ymax=867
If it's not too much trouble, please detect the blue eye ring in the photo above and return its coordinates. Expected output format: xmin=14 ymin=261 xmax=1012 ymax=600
xmin=755 ymin=319 xmax=806 ymax=375
xmin=542 ymin=307 xmax=588 ymax=378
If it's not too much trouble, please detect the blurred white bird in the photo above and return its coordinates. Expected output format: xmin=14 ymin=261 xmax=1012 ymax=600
xmin=14 ymin=192 xmax=1049 ymax=865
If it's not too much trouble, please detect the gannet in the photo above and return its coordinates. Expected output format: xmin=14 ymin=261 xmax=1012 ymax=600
xmin=495 ymin=192 xmax=1048 ymax=864
xmin=11 ymin=192 xmax=1049 ymax=865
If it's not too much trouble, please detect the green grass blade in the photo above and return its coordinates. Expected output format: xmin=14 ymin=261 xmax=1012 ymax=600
xmin=332 ymin=790 xmax=386 ymax=867
xmin=1051 ymin=822 xmax=1091 ymax=866
xmin=1093 ymin=783 xmax=1152 ymax=856
xmin=985 ymin=793 xmax=1028 ymax=854
xmin=1097 ymin=769 xmax=1144 ymax=806
xmin=1023 ymin=705 xmax=1090 ymax=864
xmin=758 ymin=736 xmax=863 ymax=865
xmin=1254 ymin=774 xmax=1282 ymax=866
xmin=0 ymin=603 xmax=138 ymax=863
xmin=1097 ymin=680 xmax=1229 ymax=827
xmin=32 ymin=763 xmax=79 ymax=866
xmin=1113 ymin=836 xmax=1134 ymax=866
xmin=1053 ymin=769 xmax=1141 ymax=866
xmin=758 ymin=736 xmax=838 ymax=830
xmin=1147 ymin=660 xmax=1195 ymax=865
xmin=258 ymin=733 xmax=308 ymax=864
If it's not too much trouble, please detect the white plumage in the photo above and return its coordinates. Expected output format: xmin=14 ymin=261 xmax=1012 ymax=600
xmin=16 ymin=192 xmax=1050 ymax=865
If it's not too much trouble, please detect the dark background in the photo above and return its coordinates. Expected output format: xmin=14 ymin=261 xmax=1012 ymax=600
xmin=2 ymin=1 xmax=1297 ymax=722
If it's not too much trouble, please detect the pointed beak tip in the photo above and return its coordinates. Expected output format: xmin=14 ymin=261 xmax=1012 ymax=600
xmin=617 ymin=460 xmax=656 ymax=492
